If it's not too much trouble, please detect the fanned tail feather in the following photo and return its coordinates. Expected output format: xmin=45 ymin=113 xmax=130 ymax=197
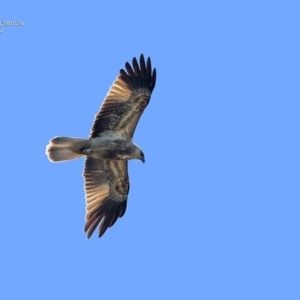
xmin=46 ymin=137 xmax=87 ymax=162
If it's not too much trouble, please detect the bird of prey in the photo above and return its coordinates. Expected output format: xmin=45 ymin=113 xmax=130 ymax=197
xmin=46 ymin=54 xmax=156 ymax=238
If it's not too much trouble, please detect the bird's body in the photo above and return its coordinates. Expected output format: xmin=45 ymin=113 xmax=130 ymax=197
xmin=47 ymin=133 xmax=143 ymax=162
xmin=46 ymin=54 xmax=156 ymax=238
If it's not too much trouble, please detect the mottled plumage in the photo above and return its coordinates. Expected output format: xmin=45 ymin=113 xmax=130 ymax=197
xmin=46 ymin=54 xmax=156 ymax=238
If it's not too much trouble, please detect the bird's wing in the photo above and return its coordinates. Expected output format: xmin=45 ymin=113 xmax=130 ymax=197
xmin=83 ymin=157 xmax=129 ymax=238
xmin=90 ymin=54 xmax=156 ymax=139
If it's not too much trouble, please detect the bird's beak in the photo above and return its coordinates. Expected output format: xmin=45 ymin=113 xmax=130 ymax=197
xmin=141 ymin=157 xmax=145 ymax=163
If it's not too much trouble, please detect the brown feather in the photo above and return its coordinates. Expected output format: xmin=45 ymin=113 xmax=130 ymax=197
xmin=89 ymin=54 xmax=156 ymax=138
xmin=83 ymin=157 xmax=129 ymax=238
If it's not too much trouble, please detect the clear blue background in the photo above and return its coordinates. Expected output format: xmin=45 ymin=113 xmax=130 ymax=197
xmin=1 ymin=1 xmax=299 ymax=300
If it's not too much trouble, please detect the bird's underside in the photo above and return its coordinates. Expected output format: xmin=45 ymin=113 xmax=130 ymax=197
xmin=46 ymin=54 xmax=156 ymax=238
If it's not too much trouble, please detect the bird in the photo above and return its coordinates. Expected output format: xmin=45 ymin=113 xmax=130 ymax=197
xmin=46 ymin=54 xmax=156 ymax=238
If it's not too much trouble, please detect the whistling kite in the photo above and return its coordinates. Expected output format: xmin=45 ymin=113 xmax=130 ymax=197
xmin=46 ymin=54 xmax=156 ymax=238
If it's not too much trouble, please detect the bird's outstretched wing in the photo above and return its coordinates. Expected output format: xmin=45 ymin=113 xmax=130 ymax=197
xmin=89 ymin=54 xmax=156 ymax=139
xmin=83 ymin=157 xmax=129 ymax=238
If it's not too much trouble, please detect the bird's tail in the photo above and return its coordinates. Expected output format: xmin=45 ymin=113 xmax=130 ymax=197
xmin=46 ymin=137 xmax=88 ymax=163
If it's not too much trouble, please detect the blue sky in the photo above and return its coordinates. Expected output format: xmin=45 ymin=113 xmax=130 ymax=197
xmin=1 ymin=1 xmax=300 ymax=300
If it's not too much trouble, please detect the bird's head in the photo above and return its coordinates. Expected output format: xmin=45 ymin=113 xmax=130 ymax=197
xmin=132 ymin=145 xmax=145 ymax=163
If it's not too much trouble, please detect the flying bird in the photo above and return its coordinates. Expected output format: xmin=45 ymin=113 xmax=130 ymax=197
xmin=46 ymin=54 xmax=156 ymax=238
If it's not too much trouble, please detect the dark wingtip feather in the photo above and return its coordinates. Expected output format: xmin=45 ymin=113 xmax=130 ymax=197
xmin=146 ymin=57 xmax=152 ymax=79
xmin=132 ymin=57 xmax=141 ymax=76
xmin=84 ymin=198 xmax=127 ymax=239
xmin=125 ymin=62 xmax=135 ymax=76
xmin=119 ymin=54 xmax=156 ymax=93
xmin=139 ymin=54 xmax=147 ymax=74
xmin=85 ymin=216 xmax=101 ymax=239
xmin=151 ymin=68 xmax=157 ymax=91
